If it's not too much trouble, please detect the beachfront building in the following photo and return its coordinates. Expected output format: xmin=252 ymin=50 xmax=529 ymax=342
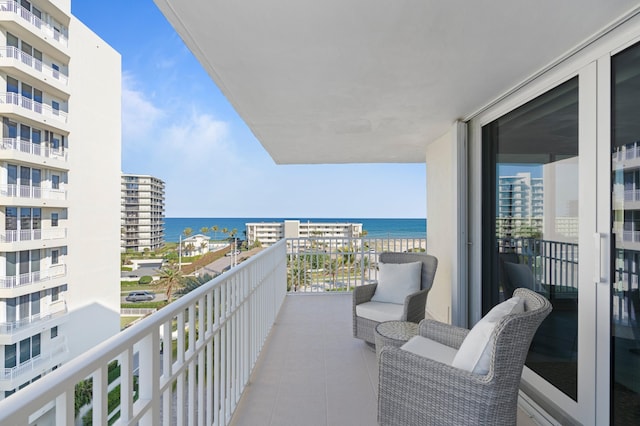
xmin=246 ymin=220 xmax=363 ymax=246
xmin=121 ymin=173 xmax=165 ymax=252
xmin=0 ymin=0 xmax=121 ymax=405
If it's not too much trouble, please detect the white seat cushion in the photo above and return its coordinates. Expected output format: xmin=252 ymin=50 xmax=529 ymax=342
xmin=356 ymin=301 xmax=404 ymax=323
xmin=451 ymin=296 xmax=525 ymax=375
xmin=370 ymin=261 xmax=422 ymax=304
xmin=400 ymin=336 xmax=458 ymax=365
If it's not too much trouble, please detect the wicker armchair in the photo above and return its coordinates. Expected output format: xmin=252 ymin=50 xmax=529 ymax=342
xmin=353 ymin=252 xmax=438 ymax=345
xmin=378 ymin=288 xmax=552 ymax=426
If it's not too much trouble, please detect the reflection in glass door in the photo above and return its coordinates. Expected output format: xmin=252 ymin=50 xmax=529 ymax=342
xmin=611 ymin=41 xmax=640 ymax=425
xmin=482 ymin=77 xmax=579 ymax=400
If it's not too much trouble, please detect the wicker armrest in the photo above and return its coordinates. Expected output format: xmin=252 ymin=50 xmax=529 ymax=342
xmin=353 ymin=283 xmax=378 ymax=306
xmin=418 ymin=319 xmax=469 ymax=349
xmin=403 ymin=289 xmax=429 ymax=323
xmin=378 ymin=346 xmax=489 ymax=426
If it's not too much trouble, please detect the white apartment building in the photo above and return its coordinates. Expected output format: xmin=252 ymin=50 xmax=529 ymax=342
xmin=121 ymin=173 xmax=165 ymax=252
xmin=496 ymin=172 xmax=544 ymax=238
xmin=0 ymin=0 xmax=121 ymax=401
xmin=246 ymin=220 xmax=363 ymax=246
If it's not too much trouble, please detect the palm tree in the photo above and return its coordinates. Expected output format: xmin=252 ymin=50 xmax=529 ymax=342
xmin=158 ymin=266 xmax=184 ymax=303
xmin=183 ymin=227 xmax=193 ymax=238
xmin=200 ymin=241 xmax=208 ymax=254
xmin=200 ymin=226 xmax=209 ymax=236
xmin=211 ymin=225 xmax=219 ymax=241
xmin=222 ymin=228 xmax=228 ymax=241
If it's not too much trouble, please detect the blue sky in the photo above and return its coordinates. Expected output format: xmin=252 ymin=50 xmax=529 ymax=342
xmin=71 ymin=1 xmax=426 ymax=218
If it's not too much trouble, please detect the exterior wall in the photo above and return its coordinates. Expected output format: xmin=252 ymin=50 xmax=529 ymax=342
xmin=425 ymin=130 xmax=454 ymax=323
xmin=64 ymin=17 xmax=120 ymax=359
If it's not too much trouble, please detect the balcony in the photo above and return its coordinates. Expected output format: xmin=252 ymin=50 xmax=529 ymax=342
xmin=0 ymin=184 xmax=67 ymax=202
xmin=0 ymin=237 xmax=539 ymax=424
xmin=0 ymin=137 xmax=68 ymax=162
xmin=0 ymin=337 xmax=69 ymax=392
xmin=0 ymin=1 xmax=68 ymax=50
xmin=0 ymin=92 xmax=68 ymax=125
xmin=0 ymin=46 xmax=69 ymax=92
xmin=0 ymin=300 xmax=67 ymax=341
xmin=0 ymin=228 xmax=67 ymax=243
xmin=0 ymin=264 xmax=67 ymax=296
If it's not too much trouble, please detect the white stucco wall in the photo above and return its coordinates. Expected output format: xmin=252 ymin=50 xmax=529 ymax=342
xmin=425 ymin=130 xmax=455 ymax=323
xmin=64 ymin=17 xmax=121 ymax=359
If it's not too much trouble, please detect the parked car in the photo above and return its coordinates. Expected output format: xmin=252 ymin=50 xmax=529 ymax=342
xmin=125 ymin=291 xmax=155 ymax=302
xmin=225 ymin=250 xmax=241 ymax=257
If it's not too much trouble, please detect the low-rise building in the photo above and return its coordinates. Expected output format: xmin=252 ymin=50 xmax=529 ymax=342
xmin=246 ymin=220 xmax=363 ymax=246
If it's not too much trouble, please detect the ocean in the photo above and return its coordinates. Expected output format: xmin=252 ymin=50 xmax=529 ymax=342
xmin=164 ymin=218 xmax=426 ymax=242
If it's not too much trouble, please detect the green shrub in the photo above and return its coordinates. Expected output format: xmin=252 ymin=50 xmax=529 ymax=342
xmin=138 ymin=275 xmax=153 ymax=285
xmin=121 ymin=266 xmax=133 ymax=272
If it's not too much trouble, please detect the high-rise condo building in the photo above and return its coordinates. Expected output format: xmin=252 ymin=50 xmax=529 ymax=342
xmin=121 ymin=173 xmax=165 ymax=252
xmin=0 ymin=0 xmax=121 ymax=401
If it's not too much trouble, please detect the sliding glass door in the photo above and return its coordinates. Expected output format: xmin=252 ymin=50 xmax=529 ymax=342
xmin=611 ymin=41 xmax=640 ymax=426
xmin=482 ymin=77 xmax=580 ymax=400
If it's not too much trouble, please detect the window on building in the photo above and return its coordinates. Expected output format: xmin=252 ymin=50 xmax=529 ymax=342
xmin=6 ymin=207 xmax=17 ymax=231
xmin=52 ymin=63 xmax=60 ymax=79
xmin=51 ymin=212 xmax=59 ymax=227
xmin=51 ymin=326 xmax=58 ymax=338
xmin=51 ymin=250 xmax=59 ymax=265
xmin=19 ymin=338 xmax=30 ymax=363
xmin=52 ymin=175 xmax=60 ymax=190
xmin=51 ymin=286 xmax=59 ymax=302
xmin=52 ymin=101 xmax=59 ymax=115
xmin=5 ymin=343 xmax=16 ymax=368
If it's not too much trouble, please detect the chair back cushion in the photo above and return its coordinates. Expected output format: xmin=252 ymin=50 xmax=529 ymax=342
xmin=371 ymin=261 xmax=422 ymax=304
xmin=379 ymin=252 xmax=438 ymax=292
xmin=451 ymin=296 xmax=524 ymax=374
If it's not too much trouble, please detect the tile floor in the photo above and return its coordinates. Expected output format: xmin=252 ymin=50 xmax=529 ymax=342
xmin=230 ymin=294 xmax=539 ymax=426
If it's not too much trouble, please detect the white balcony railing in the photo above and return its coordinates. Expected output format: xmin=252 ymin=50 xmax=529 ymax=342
xmin=0 ymin=264 xmax=67 ymax=289
xmin=286 ymin=237 xmax=427 ymax=292
xmin=1 ymin=137 xmax=68 ymax=161
xmin=0 ymin=1 xmax=68 ymax=48
xmin=0 ymin=46 xmax=69 ymax=85
xmin=0 ymin=92 xmax=68 ymax=124
xmin=0 ymin=240 xmax=287 ymax=425
xmin=0 ymin=184 xmax=67 ymax=200
xmin=0 ymin=228 xmax=67 ymax=243
xmin=1 ymin=337 xmax=68 ymax=382
xmin=0 ymin=300 xmax=67 ymax=334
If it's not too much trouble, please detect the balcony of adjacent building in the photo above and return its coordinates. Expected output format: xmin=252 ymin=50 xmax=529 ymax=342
xmin=0 ymin=45 xmax=69 ymax=98
xmin=0 ymin=263 xmax=66 ymax=298
xmin=0 ymin=1 xmax=69 ymax=55
xmin=0 ymin=299 xmax=67 ymax=344
xmin=0 ymin=227 xmax=67 ymax=252
xmin=0 ymin=335 xmax=69 ymax=393
xmin=0 ymin=184 xmax=67 ymax=207
xmin=0 ymin=237 xmax=552 ymax=425
xmin=0 ymin=92 xmax=68 ymax=131
xmin=0 ymin=137 xmax=68 ymax=168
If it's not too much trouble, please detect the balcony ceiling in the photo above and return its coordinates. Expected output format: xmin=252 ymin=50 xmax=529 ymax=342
xmin=154 ymin=0 xmax=639 ymax=164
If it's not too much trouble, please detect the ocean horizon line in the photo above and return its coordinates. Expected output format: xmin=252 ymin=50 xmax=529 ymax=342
xmin=163 ymin=217 xmax=427 ymax=243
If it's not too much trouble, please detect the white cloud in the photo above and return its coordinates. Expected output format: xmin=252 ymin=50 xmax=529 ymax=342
xmin=121 ymin=73 xmax=164 ymax=143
